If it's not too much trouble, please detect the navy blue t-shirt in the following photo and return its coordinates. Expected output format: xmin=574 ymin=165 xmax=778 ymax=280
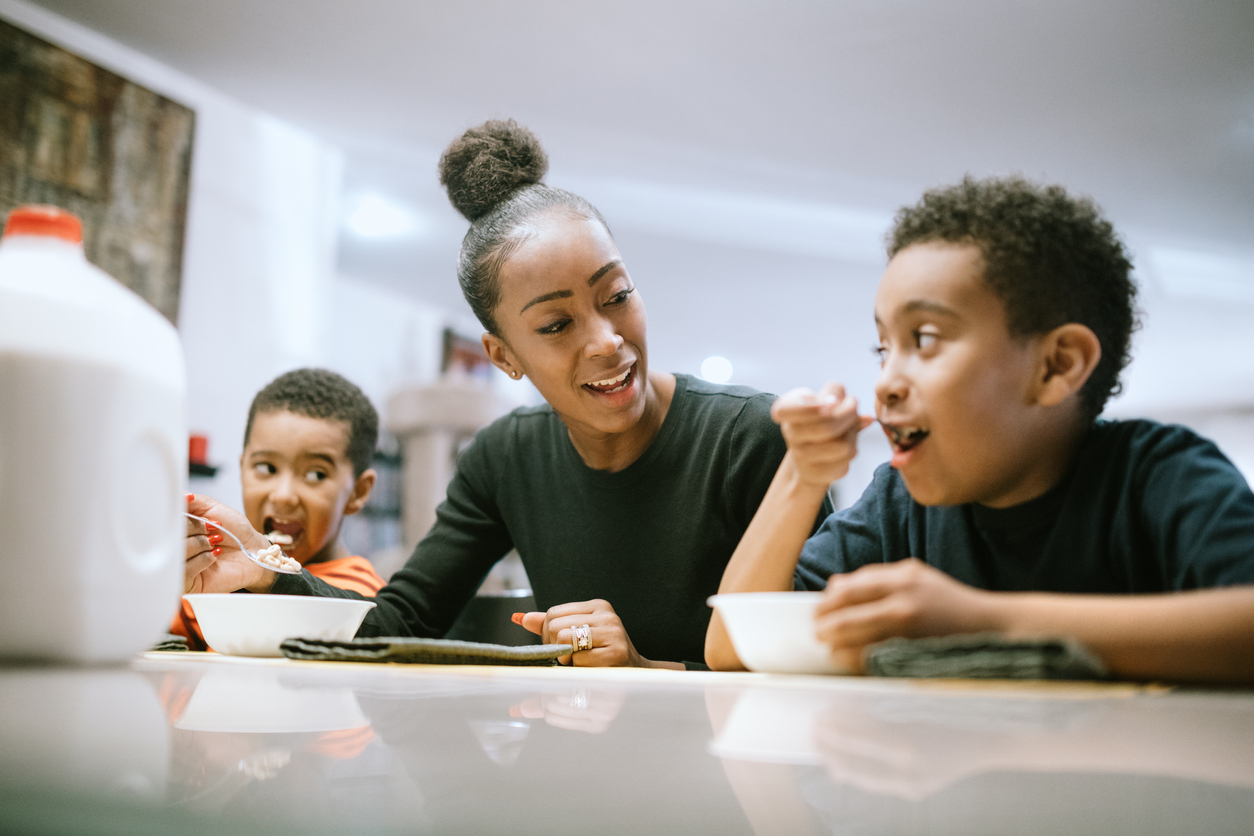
xmin=797 ymin=419 xmax=1254 ymax=593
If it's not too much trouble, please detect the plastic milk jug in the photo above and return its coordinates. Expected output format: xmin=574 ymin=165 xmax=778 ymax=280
xmin=0 ymin=206 xmax=186 ymax=662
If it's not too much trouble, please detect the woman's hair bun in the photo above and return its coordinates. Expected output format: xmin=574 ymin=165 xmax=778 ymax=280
xmin=439 ymin=119 xmax=549 ymax=221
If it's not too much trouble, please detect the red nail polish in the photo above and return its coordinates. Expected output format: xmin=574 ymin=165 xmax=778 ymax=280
xmin=207 ymin=533 xmax=223 ymax=545
xmin=212 ymin=547 xmax=222 ymax=556
xmin=511 ymin=613 xmax=525 ymax=625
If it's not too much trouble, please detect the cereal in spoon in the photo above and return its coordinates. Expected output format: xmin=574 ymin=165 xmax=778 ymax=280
xmin=185 ymin=512 xmax=302 ymax=574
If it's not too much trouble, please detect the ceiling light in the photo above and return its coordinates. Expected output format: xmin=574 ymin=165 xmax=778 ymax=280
xmin=700 ymin=356 xmax=733 ymax=384
xmin=346 ymin=193 xmax=419 ymax=238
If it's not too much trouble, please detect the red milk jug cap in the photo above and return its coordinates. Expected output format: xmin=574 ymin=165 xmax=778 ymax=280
xmin=3 ymin=205 xmax=83 ymax=243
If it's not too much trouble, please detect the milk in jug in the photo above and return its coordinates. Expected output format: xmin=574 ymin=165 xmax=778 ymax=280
xmin=0 ymin=206 xmax=186 ymax=662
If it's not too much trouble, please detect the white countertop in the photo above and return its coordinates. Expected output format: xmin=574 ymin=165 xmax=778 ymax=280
xmin=1 ymin=653 xmax=1252 ymax=835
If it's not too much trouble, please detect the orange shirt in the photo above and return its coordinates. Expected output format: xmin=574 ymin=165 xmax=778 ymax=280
xmin=171 ymin=556 xmax=386 ymax=651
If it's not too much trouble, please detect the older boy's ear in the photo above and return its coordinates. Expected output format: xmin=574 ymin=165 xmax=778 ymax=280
xmin=1036 ymin=324 xmax=1102 ymax=407
xmin=482 ymin=333 xmax=522 ymax=380
xmin=344 ymin=468 xmax=376 ymax=516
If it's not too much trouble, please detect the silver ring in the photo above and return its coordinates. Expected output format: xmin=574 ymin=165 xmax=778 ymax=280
xmin=572 ymin=623 xmax=592 ymax=652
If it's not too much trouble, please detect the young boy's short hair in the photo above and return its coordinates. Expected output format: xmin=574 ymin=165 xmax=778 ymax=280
xmin=888 ymin=175 xmax=1138 ymax=420
xmin=244 ymin=368 xmax=379 ymax=476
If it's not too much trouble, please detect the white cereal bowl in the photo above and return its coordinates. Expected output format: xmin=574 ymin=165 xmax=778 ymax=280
xmin=708 ymin=592 xmax=852 ymax=675
xmin=183 ymin=594 xmax=376 ymax=657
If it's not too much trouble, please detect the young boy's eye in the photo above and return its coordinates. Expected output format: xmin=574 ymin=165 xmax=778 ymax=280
xmin=304 ymin=470 xmax=327 ymax=483
xmin=254 ymin=463 xmax=276 ymax=476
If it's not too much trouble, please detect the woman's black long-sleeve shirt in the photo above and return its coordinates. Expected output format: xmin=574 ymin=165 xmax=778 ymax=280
xmin=271 ymin=374 xmax=828 ymax=664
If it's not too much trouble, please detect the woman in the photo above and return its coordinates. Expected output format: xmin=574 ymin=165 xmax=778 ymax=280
xmin=187 ymin=120 xmax=847 ymax=668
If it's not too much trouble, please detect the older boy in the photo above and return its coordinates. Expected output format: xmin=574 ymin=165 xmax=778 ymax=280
xmin=176 ymin=369 xmax=384 ymax=648
xmin=707 ymin=176 xmax=1254 ymax=683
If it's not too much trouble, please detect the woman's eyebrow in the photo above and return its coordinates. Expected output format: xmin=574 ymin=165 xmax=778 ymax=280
xmin=518 ymin=260 xmax=624 ymax=313
xmin=587 ymin=259 xmax=623 ymax=286
xmin=520 ymin=289 xmax=573 ymax=314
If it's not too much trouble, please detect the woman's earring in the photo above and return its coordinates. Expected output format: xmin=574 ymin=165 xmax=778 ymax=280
xmin=510 ymin=371 xmax=520 ymax=379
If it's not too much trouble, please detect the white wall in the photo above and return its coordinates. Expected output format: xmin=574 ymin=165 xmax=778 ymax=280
xmin=325 ymin=275 xmax=446 ymax=412
xmin=0 ymin=0 xmax=450 ymax=509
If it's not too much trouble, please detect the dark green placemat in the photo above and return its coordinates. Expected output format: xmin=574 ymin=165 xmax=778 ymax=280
xmin=280 ymin=636 xmax=573 ymax=666
xmin=149 ymin=634 xmax=188 ymax=652
xmin=864 ymin=632 xmax=1108 ymax=680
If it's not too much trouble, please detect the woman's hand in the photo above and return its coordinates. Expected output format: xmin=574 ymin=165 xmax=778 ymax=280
xmin=516 ymin=600 xmax=683 ymax=669
xmin=184 ymin=511 xmax=214 ymax=593
xmin=771 ymin=382 xmax=874 ymax=492
xmin=184 ymin=494 xmax=277 ymax=595
xmin=814 ymin=559 xmax=997 ymax=671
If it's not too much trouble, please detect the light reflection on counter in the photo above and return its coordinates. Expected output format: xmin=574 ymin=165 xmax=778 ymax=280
xmin=707 ymin=682 xmax=1254 ymax=835
xmin=2 ymin=658 xmax=1253 ymax=835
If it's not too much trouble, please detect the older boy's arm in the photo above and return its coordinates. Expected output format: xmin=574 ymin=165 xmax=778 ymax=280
xmin=706 ymin=453 xmax=831 ymax=670
xmin=816 ymin=559 xmax=1254 ymax=684
xmin=706 ymin=384 xmax=871 ymax=671
xmin=988 ymin=586 xmax=1254 ymax=684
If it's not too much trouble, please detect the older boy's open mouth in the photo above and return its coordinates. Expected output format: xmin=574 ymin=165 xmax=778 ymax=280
xmin=583 ymin=365 xmax=634 ymax=396
xmin=882 ymin=422 xmax=930 ymax=465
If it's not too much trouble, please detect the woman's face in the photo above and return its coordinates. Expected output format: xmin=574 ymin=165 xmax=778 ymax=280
xmin=485 ymin=211 xmax=650 ymax=437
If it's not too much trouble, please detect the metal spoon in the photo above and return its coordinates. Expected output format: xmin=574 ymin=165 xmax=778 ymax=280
xmin=185 ymin=512 xmax=302 ymax=575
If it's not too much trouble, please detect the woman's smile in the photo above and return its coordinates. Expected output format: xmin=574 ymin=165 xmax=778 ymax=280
xmin=581 ymin=362 xmax=638 ymax=405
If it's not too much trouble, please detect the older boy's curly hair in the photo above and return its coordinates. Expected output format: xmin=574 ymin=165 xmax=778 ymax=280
xmin=888 ymin=176 xmax=1138 ymax=421
xmin=244 ymin=368 xmax=378 ymax=476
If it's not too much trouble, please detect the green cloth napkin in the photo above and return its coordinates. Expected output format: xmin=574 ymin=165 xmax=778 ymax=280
xmin=864 ymin=632 xmax=1108 ymax=680
xmin=279 ymin=636 xmax=574 ymax=666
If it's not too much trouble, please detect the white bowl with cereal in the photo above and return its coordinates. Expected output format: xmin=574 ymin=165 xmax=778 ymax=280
xmin=183 ymin=594 xmax=376 ymax=657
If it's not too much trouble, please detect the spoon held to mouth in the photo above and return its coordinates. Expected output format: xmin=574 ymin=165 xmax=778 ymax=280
xmin=185 ymin=512 xmax=303 ymax=575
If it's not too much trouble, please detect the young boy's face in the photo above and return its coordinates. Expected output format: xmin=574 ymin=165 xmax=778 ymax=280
xmin=240 ymin=410 xmax=371 ymax=564
xmin=873 ymin=242 xmax=1068 ymax=508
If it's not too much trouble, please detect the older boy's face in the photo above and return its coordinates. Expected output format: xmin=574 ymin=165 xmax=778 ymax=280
xmin=240 ymin=410 xmax=360 ymax=564
xmin=873 ymin=243 xmax=1055 ymax=508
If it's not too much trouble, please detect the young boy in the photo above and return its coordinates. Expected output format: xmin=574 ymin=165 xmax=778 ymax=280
xmin=175 ymin=368 xmax=385 ymax=649
xmin=706 ymin=176 xmax=1254 ymax=683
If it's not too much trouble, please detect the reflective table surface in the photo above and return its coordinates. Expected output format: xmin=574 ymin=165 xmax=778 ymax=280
xmin=1 ymin=653 xmax=1252 ymax=835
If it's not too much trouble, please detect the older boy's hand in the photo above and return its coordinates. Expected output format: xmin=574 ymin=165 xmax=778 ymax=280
xmin=772 ymin=382 xmax=874 ymax=492
xmin=814 ymin=558 xmax=997 ymax=670
xmin=184 ymin=494 xmax=277 ymax=595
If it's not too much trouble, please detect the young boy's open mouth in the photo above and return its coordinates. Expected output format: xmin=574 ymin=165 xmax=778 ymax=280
xmin=265 ymin=518 xmax=304 ymax=551
xmin=882 ymin=422 xmax=931 ymax=467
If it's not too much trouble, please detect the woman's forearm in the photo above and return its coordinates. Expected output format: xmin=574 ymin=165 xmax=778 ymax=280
xmin=984 ymin=586 xmax=1254 ymax=684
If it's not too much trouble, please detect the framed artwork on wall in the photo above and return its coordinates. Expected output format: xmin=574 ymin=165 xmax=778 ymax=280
xmin=0 ymin=17 xmax=194 ymax=325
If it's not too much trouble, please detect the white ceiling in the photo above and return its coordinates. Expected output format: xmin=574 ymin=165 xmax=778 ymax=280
xmin=27 ymin=0 xmax=1254 ymax=412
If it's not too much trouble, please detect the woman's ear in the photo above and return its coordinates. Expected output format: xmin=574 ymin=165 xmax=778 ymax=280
xmin=344 ymin=468 xmax=376 ymax=516
xmin=482 ymin=332 xmax=523 ymax=380
xmin=1035 ymin=323 xmax=1102 ymax=407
